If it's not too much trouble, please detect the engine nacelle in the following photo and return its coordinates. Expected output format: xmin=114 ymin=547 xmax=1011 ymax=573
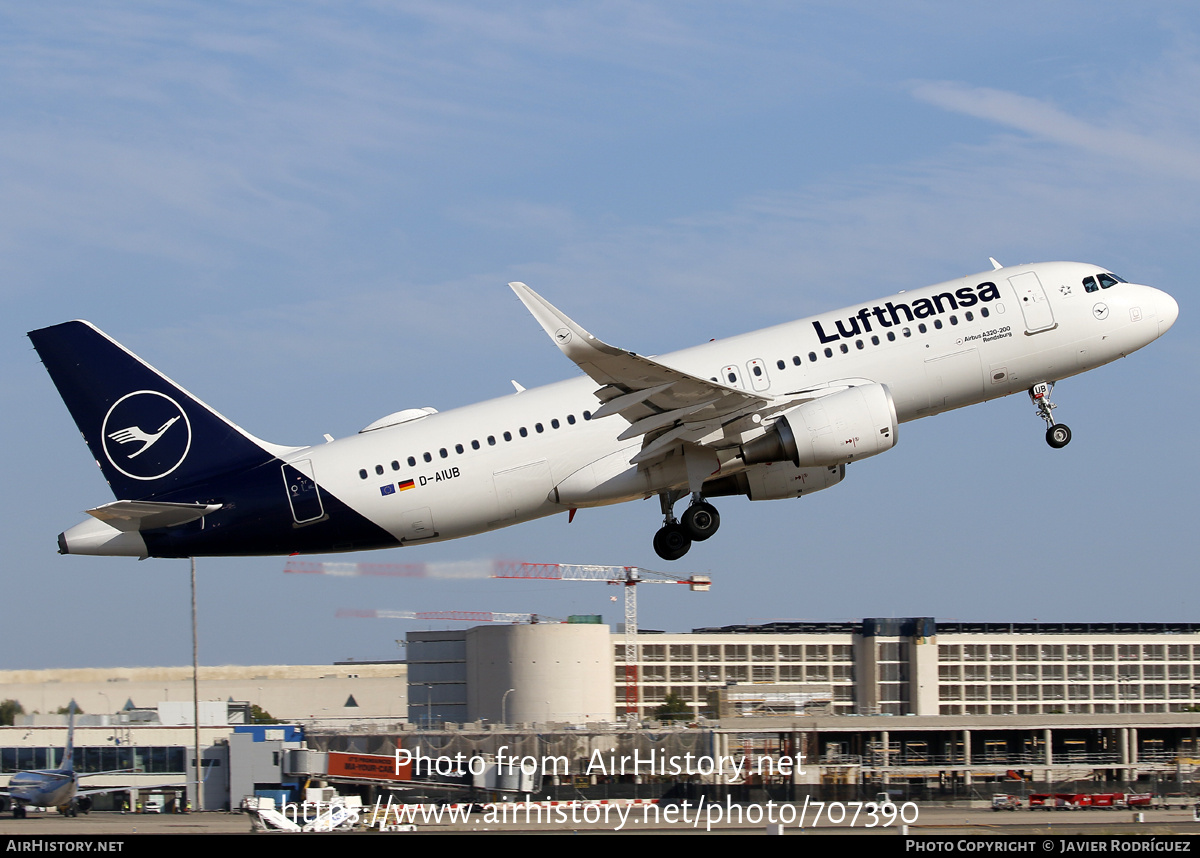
xmin=705 ymin=461 xmax=845 ymax=501
xmin=740 ymin=382 xmax=898 ymax=468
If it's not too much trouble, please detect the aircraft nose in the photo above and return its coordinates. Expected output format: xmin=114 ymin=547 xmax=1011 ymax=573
xmin=1158 ymin=290 xmax=1179 ymax=333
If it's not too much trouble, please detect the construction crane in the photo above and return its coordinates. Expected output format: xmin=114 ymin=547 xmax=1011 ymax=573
xmin=286 ymin=559 xmax=711 ymax=721
xmin=336 ymin=608 xmax=563 ymax=624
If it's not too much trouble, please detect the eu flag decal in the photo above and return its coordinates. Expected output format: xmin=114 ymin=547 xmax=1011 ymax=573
xmin=380 ymin=484 xmax=396 ymax=496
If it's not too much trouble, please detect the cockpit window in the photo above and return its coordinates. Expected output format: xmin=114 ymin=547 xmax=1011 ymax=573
xmin=1086 ymin=272 xmax=1125 ymax=292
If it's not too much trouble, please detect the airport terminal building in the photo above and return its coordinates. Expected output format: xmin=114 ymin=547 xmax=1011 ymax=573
xmin=405 ymin=617 xmax=1200 ymax=722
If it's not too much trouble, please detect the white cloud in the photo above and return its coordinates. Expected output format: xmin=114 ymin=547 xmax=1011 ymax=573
xmin=912 ymin=81 xmax=1200 ymax=182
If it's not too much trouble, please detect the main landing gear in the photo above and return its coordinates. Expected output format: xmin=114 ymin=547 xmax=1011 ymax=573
xmin=1029 ymin=381 xmax=1072 ymax=449
xmin=653 ymin=491 xmax=721 ymax=561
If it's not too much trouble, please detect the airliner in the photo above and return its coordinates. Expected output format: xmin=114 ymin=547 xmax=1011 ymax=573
xmin=3 ymin=702 xmax=186 ymax=817
xmin=29 ymin=260 xmax=1177 ymax=562
xmin=3 ymin=703 xmax=84 ymax=818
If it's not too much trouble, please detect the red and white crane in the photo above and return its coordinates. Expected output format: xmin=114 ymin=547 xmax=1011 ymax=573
xmin=286 ymin=559 xmax=711 ymax=719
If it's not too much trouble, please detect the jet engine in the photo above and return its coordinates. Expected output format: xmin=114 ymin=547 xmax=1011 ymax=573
xmin=739 ymin=382 xmax=898 ymax=468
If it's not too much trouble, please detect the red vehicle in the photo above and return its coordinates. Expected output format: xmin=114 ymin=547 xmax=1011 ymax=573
xmin=1028 ymin=794 xmax=1052 ymax=810
xmin=1053 ymin=793 xmax=1091 ymax=809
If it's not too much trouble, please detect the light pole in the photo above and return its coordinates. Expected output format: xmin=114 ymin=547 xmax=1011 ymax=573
xmin=501 ymin=688 xmax=515 ymax=725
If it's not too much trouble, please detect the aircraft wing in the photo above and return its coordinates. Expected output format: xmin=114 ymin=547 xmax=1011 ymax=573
xmin=510 ymin=282 xmax=776 ymax=465
xmin=77 ymin=780 xmax=187 ymax=797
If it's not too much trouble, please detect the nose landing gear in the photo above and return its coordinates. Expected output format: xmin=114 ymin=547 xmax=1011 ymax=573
xmin=1030 ymin=382 xmax=1071 ymax=448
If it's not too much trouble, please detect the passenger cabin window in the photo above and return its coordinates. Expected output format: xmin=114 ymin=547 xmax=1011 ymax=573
xmin=455 ymin=444 xmax=464 ymax=454
xmin=359 ymin=469 xmax=368 ymax=480
xmin=423 ymin=452 xmax=432 ymax=462
xmin=776 ymin=359 xmax=785 ymax=370
xmin=503 ymin=431 xmax=512 ymax=441
xmin=567 ymin=415 xmax=576 ymax=425
xmin=408 ymin=456 xmax=416 ymax=467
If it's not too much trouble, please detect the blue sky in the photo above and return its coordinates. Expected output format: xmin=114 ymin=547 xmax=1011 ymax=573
xmin=2 ymin=2 xmax=1197 ymax=670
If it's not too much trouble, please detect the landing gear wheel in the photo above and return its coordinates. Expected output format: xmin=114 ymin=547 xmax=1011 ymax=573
xmin=682 ymin=502 xmax=720 ymax=541
xmin=1046 ymin=424 xmax=1072 ymax=448
xmin=653 ymin=523 xmax=692 ymax=561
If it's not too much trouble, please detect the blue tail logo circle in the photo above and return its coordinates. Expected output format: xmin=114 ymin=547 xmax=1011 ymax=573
xmin=101 ymin=391 xmax=192 ymax=481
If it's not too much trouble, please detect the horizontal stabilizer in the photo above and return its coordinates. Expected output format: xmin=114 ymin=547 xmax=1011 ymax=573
xmin=86 ymin=500 xmax=223 ymax=532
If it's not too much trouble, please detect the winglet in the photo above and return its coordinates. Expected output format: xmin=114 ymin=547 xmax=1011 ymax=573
xmin=989 ymin=257 xmax=1003 ymax=270
xmin=508 ymin=282 xmax=614 ymax=362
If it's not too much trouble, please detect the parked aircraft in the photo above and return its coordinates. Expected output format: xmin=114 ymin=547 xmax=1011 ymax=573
xmin=29 ymin=260 xmax=1176 ymax=561
xmin=3 ymin=703 xmax=85 ymax=818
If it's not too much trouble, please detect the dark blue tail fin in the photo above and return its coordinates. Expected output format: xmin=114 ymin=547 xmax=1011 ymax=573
xmin=29 ymin=321 xmax=281 ymax=500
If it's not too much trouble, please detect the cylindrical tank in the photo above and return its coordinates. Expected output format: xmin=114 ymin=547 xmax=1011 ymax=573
xmin=466 ymin=624 xmax=615 ymax=724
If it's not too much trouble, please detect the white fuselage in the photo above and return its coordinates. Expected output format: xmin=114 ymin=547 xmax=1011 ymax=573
xmin=289 ymin=262 xmax=1177 ymax=546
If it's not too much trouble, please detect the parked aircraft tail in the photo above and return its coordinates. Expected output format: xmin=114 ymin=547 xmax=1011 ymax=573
xmin=62 ymin=701 xmax=76 ymax=773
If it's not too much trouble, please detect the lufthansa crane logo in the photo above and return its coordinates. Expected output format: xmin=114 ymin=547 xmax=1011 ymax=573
xmin=101 ymin=391 xmax=192 ymax=481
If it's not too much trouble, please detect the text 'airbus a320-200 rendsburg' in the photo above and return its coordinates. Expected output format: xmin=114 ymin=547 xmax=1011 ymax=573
xmin=29 ymin=260 xmax=1177 ymax=562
